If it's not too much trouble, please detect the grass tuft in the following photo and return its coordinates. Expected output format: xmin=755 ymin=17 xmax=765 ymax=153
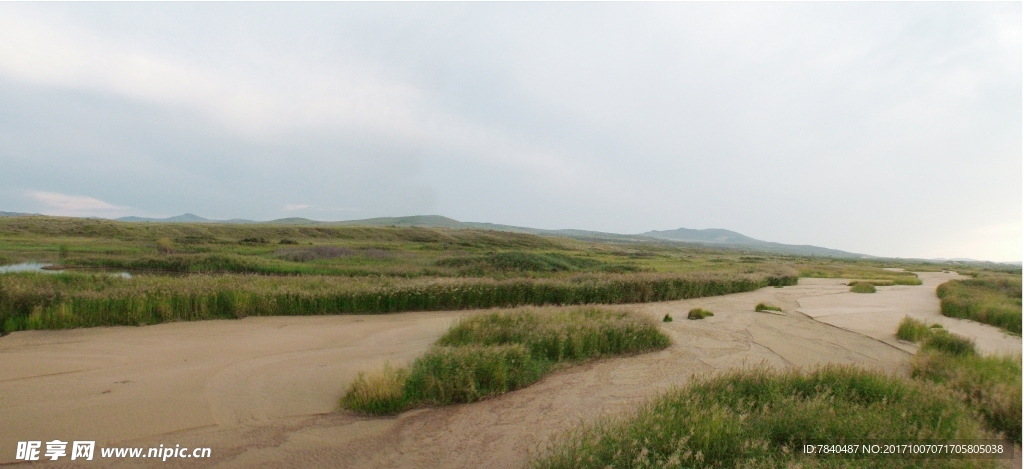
xmin=896 ymin=316 xmax=932 ymax=343
xmin=662 ymin=313 xmax=672 ymax=323
xmin=849 ymin=282 xmax=876 ymax=293
xmin=687 ymin=308 xmax=713 ymax=320
xmin=922 ymin=331 xmax=976 ymax=357
xmin=754 ymin=302 xmax=781 ymax=312
xmin=341 ymin=364 xmax=410 ymax=415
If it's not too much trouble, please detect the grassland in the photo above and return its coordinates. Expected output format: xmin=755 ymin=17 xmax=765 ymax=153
xmin=0 ymin=215 xmax=1016 ymax=333
xmin=896 ymin=318 xmax=1022 ymax=443
xmin=936 ymin=277 xmax=1021 ymax=334
xmin=530 ymin=366 xmax=995 ymax=469
xmin=342 ymin=307 xmax=670 ymax=414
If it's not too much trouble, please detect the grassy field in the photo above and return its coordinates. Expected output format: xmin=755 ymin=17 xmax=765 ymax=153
xmin=0 ymin=215 xmax=1017 ymax=333
xmin=936 ymin=277 xmax=1022 ymax=334
xmin=530 ymin=366 xmax=996 ymax=469
xmin=342 ymin=307 xmax=670 ymax=415
xmin=898 ymin=317 xmax=1022 ymax=444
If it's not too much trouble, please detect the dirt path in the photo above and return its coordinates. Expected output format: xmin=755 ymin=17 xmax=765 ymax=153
xmin=1 ymin=271 xmax=1017 ymax=468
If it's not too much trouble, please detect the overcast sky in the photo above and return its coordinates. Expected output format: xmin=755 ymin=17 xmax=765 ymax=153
xmin=0 ymin=3 xmax=1020 ymax=262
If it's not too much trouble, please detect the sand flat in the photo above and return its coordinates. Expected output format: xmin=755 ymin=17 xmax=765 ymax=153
xmin=2 ymin=271 xmax=1018 ymax=468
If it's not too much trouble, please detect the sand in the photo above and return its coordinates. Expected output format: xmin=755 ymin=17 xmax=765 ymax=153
xmin=1 ymin=271 xmax=1018 ymax=468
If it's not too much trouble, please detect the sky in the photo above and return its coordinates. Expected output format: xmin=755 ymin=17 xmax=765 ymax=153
xmin=0 ymin=3 xmax=1020 ymax=262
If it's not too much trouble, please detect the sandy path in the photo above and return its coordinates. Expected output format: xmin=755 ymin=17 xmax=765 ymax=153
xmin=1 ymin=271 xmax=1017 ymax=468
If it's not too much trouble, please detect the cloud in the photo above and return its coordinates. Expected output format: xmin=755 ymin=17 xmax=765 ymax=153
xmin=26 ymin=191 xmax=129 ymax=217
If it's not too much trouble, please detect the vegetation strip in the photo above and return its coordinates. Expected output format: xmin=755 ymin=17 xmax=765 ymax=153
xmin=530 ymin=365 xmax=992 ymax=468
xmin=936 ymin=277 xmax=1021 ymax=335
xmin=0 ymin=271 xmax=793 ymax=332
xmin=342 ymin=307 xmax=670 ymax=415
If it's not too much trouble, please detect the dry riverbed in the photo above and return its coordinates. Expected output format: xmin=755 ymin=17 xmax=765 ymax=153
xmin=1 ymin=271 xmax=1017 ymax=468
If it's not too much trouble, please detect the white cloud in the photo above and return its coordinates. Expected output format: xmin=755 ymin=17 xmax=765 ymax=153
xmin=27 ymin=191 xmax=129 ymax=217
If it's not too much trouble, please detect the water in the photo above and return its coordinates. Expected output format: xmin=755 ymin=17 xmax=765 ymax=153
xmin=0 ymin=262 xmax=57 ymax=274
xmin=0 ymin=262 xmax=132 ymax=278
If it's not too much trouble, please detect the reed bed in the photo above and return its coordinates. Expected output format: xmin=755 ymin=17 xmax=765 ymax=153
xmin=849 ymin=282 xmax=877 ymax=293
xmin=343 ymin=307 xmax=670 ymax=415
xmin=0 ymin=271 xmax=795 ymax=332
xmin=936 ymin=278 xmax=1021 ymax=334
xmin=530 ymin=366 xmax=990 ymax=469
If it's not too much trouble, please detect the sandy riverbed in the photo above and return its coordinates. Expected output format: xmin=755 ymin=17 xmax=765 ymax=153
xmin=1 ymin=271 xmax=1018 ymax=468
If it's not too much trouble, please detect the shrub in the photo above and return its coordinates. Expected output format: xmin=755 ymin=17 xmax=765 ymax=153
xmin=687 ymin=308 xmax=713 ymax=320
xmin=896 ymin=316 xmax=932 ymax=343
xmin=531 ymin=366 xmax=985 ymax=468
xmin=849 ymin=282 xmax=876 ymax=293
xmin=279 ymin=238 xmax=299 ymax=245
xmin=662 ymin=313 xmax=672 ymax=323
xmin=341 ymin=364 xmax=410 ymax=415
xmin=754 ymin=302 xmax=781 ymax=312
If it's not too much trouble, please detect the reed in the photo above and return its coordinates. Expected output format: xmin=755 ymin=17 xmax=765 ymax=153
xmin=0 ymin=272 xmax=796 ymax=332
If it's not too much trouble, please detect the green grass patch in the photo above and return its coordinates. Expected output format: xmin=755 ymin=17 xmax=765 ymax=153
xmin=896 ymin=316 xmax=933 ymax=342
xmin=849 ymin=282 xmax=876 ymax=293
xmin=662 ymin=313 xmax=672 ymax=322
xmin=936 ymin=278 xmax=1021 ymax=334
xmin=531 ymin=366 xmax=991 ymax=468
xmin=754 ymin=302 xmax=781 ymax=312
xmin=922 ymin=331 xmax=977 ymax=357
xmin=687 ymin=308 xmax=713 ymax=320
xmin=342 ymin=307 xmax=670 ymax=415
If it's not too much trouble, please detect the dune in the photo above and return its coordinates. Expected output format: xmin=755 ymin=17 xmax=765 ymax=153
xmin=0 ymin=271 xmax=1016 ymax=467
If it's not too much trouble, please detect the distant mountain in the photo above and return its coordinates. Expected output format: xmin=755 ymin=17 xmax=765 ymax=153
xmin=641 ymin=227 xmax=857 ymax=257
xmin=116 ymin=213 xmax=258 ymax=223
xmin=0 ymin=211 xmax=35 ymax=217
xmin=107 ymin=213 xmax=864 ymax=258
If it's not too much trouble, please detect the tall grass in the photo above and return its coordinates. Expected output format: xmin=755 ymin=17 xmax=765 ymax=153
xmin=754 ymin=302 xmax=781 ymax=312
xmin=0 ymin=271 xmax=796 ymax=333
xmin=687 ymin=308 xmax=714 ymax=320
xmin=936 ymin=278 xmax=1021 ymax=334
xmin=342 ymin=308 xmax=670 ymax=415
xmin=913 ymin=350 xmax=1022 ymax=443
xmin=896 ymin=316 xmax=932 ymax=342
xmin=895 ymin=321 xmax=1022 ymax=444
xmin=531 ymin=366 xmax=991 ymax=469
xmin=849 ymin=282 xmax=876 ymax=293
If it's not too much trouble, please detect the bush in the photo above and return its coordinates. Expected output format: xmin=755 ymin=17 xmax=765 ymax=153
xmin=754 ymin=302 xmax=781 ymax=312
xmin=279 ymin=238 xmax=299 ymax=245
xmin=531 ymin=366 xmax=986 ymax=468
xmin=896 ymin=316 xmax=932 ymax=343
xmin=687 ymin=308 xmax=713 ymax=320
xmin=849 ymin=282 xmax=876 ymax=293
